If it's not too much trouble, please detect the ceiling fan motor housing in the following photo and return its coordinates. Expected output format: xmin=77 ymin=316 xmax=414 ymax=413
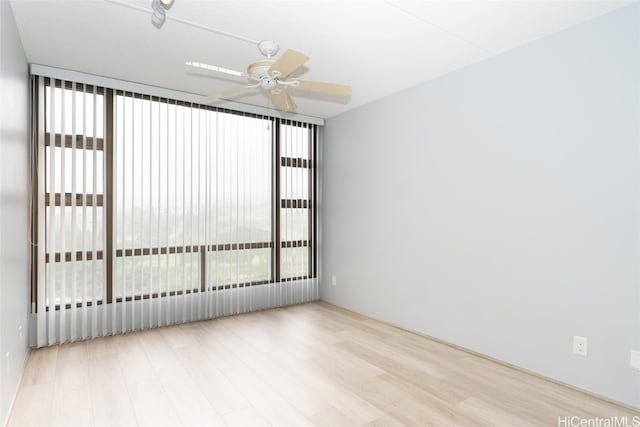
xmin=248 ymin=60 xmax=281 ymax=89
xmin=248 ymin=60 xmax=276 ymax=78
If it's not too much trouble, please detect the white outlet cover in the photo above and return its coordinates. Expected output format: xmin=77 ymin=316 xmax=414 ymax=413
xmin=630 ymin=350 xmax=640 ymax=371
xmin=573 ymin=336 xmax=588 ymax=357
xmin=331 ymin=275 xmax=337 ymax=286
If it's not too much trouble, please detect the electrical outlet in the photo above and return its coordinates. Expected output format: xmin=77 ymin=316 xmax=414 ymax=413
xmin=573 ymin=336 xmax=588 ymax=357
xmin=331 ymin=275 xmax=337 ymax=286
xmin=630 ymin=350 xmax=640 ymax=371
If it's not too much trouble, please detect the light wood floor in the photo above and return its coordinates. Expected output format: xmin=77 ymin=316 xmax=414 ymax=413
xmin=8 ymin=302 xmax=638 ymax=427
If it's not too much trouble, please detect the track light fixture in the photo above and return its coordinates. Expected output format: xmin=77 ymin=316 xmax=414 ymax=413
xmin=151 ymin=0 xmax=173 ymax=28
xmin=107 ymin=0 xmax=257 ymax=43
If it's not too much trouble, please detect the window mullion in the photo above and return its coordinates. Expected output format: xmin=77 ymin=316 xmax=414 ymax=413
xmin=105 ymin=89 xmax=114 ymax=305
xmin=274 ymin=118 xmax=281 ymax=284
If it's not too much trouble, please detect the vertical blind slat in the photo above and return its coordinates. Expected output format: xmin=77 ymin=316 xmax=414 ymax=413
xmin=236 ymin=113 xmax=241 ymax=314
xmin=131 ymin=93 xmax=136 ymax=330
xmin=173 ymin=100 xmax=178 ymax=322
xmin=311 ymin=122 xmax=316 ymax=300
xmin=220 ymin=112 xmax=225 ymax=315
xmin=59 ymin=80 xmax=67 ymax=343
xmin=36 ymin=76 xmax=46 ymax=347
xmin=191 ymin=106 xmax=196 ymax=320
xmin=204 ymin=108 xmax=210 ymax=318
xmin=286 ymin=122 xmax=292 ymax=305
xmin=313 ymin=124 xmax=318 ymax=299
xmin=155 ymin=97 xmax=161 ymax=327
xmin=149 ymin=98 xmax=155 ymax=328
xmin=91 ymin=85 xmax=98 ymax=337
xmin=196 ymin=107 xmax=201 ymax=321
xmin=181 ymin=103 xmax=187 ymax=323
xmin=161 ymin=97 xmax=168 ymax=327
xmin=297 ymin=122 xmax=301 ymax=298
xmin=48 ymin=79 xmax=56 ymax=344
xmin=120 ymin=91 xmax=126 ymax=333
xmin=81 ymin=86 xmax=88 ymax=340
xmin=268 ymin=116 xmax=273 ymax=309
xmin=139 ymin=97 xmax=145 ymax=329
xmin=303 ymin=122 xmax=308 ymax=302
xmin=286 ymin=121 xmax=291 ymax=303
xmin=70 ymin=81 xmax=77 ymax=342
xmin=103 ymin=88 xmax=109 ymax=337
xmin=297 ymin=122 xmax=302 ymax=303
xmin=214 ymin=113 xmax=217 ymax=309
xmin=112 ymin=90 xmax=118 ymax=334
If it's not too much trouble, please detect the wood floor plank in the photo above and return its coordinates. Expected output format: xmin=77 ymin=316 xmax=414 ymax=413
xmin=50 ymin=383 xmax=94 ymax=427
xmin=155 ymin=364 xmax=226 ymax=427
xmin=90 ymin=370 xmax=137 ymax=427
xmin=124 ymin=375 xmax=181 ymax=427
xmin=114 ymin=333 xmax=156 ymax=385
xmin=364 ymin=414 xmax=407 ymax=427
xmin=456 ymin=396 xmax=540 ymax=427
xmin=352 ymin=373 xmax=479 ymax=427
xmin=223 ymin=367 xmax=314 ymax=426
xmin=86 ymin=335 xmax=119 ymax=360
xmin=223 ymin=407 xmax=272 ymax=427
xmin=173 ymin=344 xmax=251 ymax=416
xmin=307 ymin=405 xmax=358 ymax=427
xmin=20 ymin=345 xmax=58 ymax=387
xmin=213 ymin=323 xmax=331 ymax=417
xmin=7 ymin=384 xmax=54 ymax=427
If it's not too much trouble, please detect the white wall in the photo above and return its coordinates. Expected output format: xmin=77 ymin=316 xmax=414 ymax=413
xmin=322 ymin=4 xmax=640 ymax=408
xmin=0 ymin=1 xmax=31 ymax=424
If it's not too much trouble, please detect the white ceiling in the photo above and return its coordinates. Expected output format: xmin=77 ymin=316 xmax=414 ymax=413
xmin=10 ymin=0 xmax=631 ymax=119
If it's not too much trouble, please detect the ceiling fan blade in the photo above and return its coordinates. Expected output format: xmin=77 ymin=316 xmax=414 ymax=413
xmin=205 ymin=84 xmax=254 ymax=101
xmin=186 ymin=61 xmax=245 ymax=78
xmin=270 ymin=90 xmax=297 ymax=113
xmin=292 ymin=79 xmax=351 ymax=96
xmin=268 ymin=49 xmax=309 ymax=79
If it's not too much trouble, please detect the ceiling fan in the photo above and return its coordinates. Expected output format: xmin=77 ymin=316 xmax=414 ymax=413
xmin=186 ymin=41 xmax=351 ymax=113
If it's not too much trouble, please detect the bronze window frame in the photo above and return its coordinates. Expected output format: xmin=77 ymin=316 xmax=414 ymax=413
xmin=35 ymin=80 xmax=318 ymax=311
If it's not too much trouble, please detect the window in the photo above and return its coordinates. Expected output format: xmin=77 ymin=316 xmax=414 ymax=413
xmin=112 ymin=95 xmax=274 ymax=299
xmin=36 ymin=78 xmax=317 ymax=310
xmin=279 ymin=123 xmax=314 ymax=281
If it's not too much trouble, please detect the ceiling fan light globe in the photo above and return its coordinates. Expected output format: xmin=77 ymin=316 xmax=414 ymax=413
xmin=261 ymin=78 xmax=278 ymax=90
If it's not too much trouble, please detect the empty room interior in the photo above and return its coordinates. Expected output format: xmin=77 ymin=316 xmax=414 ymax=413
xmin=1 ymin=0 xmax=640 ymax=425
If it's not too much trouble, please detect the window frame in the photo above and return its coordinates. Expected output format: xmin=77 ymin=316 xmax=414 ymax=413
xmin=34 ymin=79 xmax=318 ymax=310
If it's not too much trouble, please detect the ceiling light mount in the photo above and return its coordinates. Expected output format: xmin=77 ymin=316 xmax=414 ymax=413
xmin=258 ymin=40 xmax=279 ymax=59
xmin=106 ymin=0 xmax=260 ymax=45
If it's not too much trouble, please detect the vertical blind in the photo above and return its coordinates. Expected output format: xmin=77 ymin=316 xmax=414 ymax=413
xmin=33 ymin=76 xmax=319 ymax=347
